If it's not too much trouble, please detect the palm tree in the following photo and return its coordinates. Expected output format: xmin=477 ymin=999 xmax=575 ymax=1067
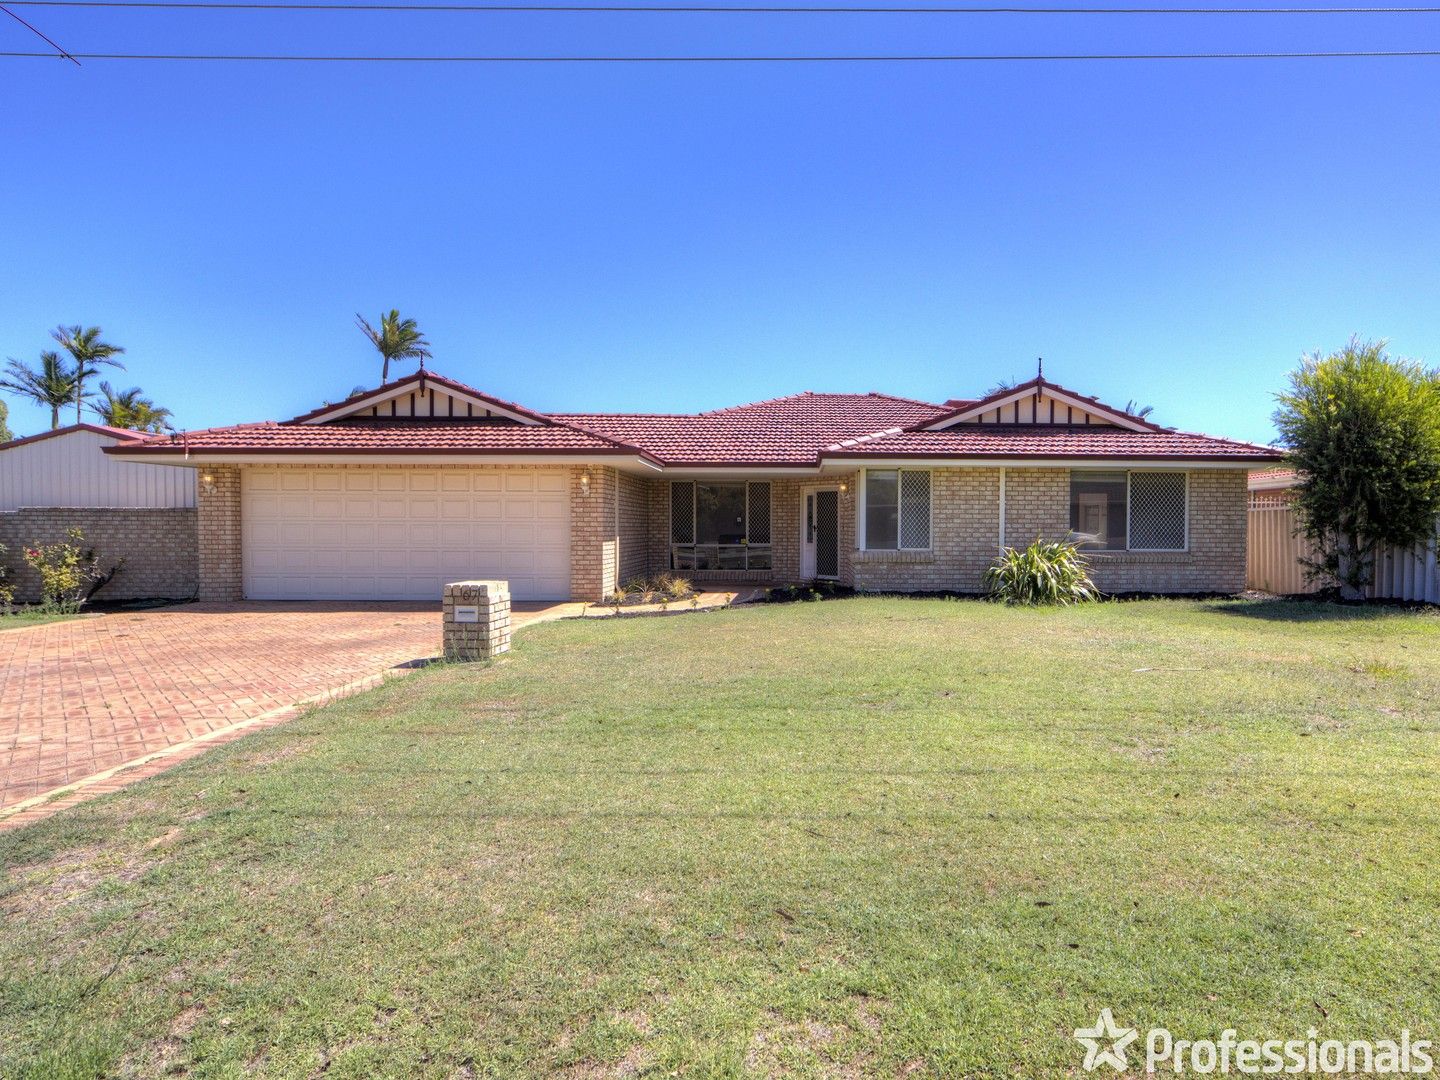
xmin=356 ymin=310 xmax=432 ymax=384
xmin=92 ymin=382 xmax=174 ymax=433
xmin=1124 ymin=399 xmax=1155 ymax=419
xmin=52 ymin=325 xmax=126 ymax=424
xmin=0 ymin=351 xmax=78 ymax=430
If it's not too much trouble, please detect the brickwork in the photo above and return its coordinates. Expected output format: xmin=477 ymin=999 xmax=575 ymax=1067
xmin=189 ymin=460 xmax=1250 ymax=604
xmin=852 ymin=468 xmax=1001 ymax=593
xmin=197 ymin=465 xmax=242 ymax=602
xmin=1086 ymin=469 xmax=1248 ymax=594
xmin=1002 ymin=467 xmax=1070 ymax=547
xmin=0 ymin=507 xmax=197 ymax=603
xmin=644 ymin=476 xmax=670 ymax=577
xmin=851 ymin=466 xmax=1247 ymax=595
xmin=442 ymin=580 xmax=511 ymax=660
xmin=570 ymin=466 xmax=619 ymax=601
xmin=617 ymin=471 xmax=652 ymax=586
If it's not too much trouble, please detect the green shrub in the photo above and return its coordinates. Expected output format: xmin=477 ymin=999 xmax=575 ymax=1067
xmin=984 ymin=538 xmax=1098 ymax=607
xmin=22 ymin=528 xmax=106 ymax=612
xmin=1273 ymin=337 xmax=1440 ymax=593
xmin=0 ymin=542 xmax=13 ymax=612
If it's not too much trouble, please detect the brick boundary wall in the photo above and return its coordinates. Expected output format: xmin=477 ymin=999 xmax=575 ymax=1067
xmin=0 ymin=507 xmax=198 ymax=603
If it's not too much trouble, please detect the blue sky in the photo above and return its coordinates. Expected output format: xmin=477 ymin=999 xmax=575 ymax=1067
xmin=3 ymin=4 xmax=1438 ymax=444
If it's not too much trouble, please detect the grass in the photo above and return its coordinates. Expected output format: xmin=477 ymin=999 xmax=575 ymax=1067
xmin=0 ymin=607 xmax=83 ymax=630
xmin=1 ymin=596 xmax=1438 ymax=1078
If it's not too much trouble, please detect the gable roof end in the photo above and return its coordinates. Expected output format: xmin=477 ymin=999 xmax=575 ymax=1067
xmin=287 ymin=371 xmax=552 ymax=426
xmin=917 ymin=377 xmax=1164 ymax=433
xmin=0 ymin=423 xmax=147 ymax=451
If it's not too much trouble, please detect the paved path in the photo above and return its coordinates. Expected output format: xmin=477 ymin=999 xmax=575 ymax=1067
xmin=0 ymin=595 xmax=742 ymax=832
xmin=0 ymin=602 xmax=450 ymax=825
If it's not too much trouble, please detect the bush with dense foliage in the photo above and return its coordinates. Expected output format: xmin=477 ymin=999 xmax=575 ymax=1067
xmin=0 ymin=541 xmax=13 ymax=610
xmin=984 ymin=538 xmax=1098 ymax=606
xmin=1274 ymin=338 xmax=1440 ymax=593
xmin=22 ymin=528 xmax=106 ymax=611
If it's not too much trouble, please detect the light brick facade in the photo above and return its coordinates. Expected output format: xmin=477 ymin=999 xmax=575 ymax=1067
xmin=197 ymin=465 xmax=243 ymax=602
xmin=186 ymin=462 xmax=1250 ymax=602
xmin=0 ymin=507 xmax=197 ymax=603
xmin=442 ymin=579 xmax=511 ymax=660
xmin=637 ymin=466 xmax=1248 ymax=596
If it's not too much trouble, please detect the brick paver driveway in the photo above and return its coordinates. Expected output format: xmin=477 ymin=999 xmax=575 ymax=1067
xmin=0 ymin=602 xmax=443 ymax=817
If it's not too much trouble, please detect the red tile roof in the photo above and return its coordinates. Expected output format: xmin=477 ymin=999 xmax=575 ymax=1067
xmin=107 ymin=374 xmax=1281 ymax=466
xmin=555 ymin=392 xmax=949 ymax=466
xmin=1248 ymin=467 xmax=1298 ymax=488
xmin=823 ymin=425 xmax=1280 ymax=462
xmin=118 ymin=420 xmax=640 ymax=455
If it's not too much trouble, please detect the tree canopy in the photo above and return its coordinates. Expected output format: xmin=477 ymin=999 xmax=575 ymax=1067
xmin=356 ymin=310 xmax=432 ymax=384
xmin=1273 ymin=337 xmax=1440 ymax=593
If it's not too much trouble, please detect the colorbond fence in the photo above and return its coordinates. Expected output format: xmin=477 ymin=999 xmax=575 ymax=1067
xmin=1247 ymin=498 xmax=1440 ymax=603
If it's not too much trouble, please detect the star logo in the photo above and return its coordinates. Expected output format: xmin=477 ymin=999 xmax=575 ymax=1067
xmin=1074 ymin=1008 xmax=1139 ymax=1072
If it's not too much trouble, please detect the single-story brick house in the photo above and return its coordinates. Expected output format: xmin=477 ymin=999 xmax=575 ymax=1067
xmin=106 ymin=371 xmax=1282 ymax=602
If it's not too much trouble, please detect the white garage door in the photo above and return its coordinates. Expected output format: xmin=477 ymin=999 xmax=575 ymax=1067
xmin=242 ymin=468 xmax=571 ymax=601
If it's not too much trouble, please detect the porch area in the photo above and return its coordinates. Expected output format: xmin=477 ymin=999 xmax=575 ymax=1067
xmin=614 ymin=472 xmax=858 ymax=592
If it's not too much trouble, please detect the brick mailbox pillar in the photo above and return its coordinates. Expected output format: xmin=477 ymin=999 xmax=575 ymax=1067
xmin=443 ymin=580 xmax=512 ymax=661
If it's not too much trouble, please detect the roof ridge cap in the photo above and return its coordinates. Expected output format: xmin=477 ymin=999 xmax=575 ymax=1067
xmin=826 ymin=426 xmax=906 ymax=451
xmin=700 ymin=391 xmax=818 ymax=415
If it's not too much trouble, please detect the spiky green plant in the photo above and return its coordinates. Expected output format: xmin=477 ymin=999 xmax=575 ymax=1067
xmin=984 ymin=538 xmax=1098 ymax=606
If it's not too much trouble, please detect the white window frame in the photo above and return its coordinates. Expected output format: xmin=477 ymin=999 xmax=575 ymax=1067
xmin=857 ymin=467 xmax=933 ymax=552
xmin=1069 ymin=469 xmax=1189 ymax=553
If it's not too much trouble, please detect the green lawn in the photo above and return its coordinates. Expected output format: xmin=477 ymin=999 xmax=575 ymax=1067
xmin=0 ymin=608 xmax=83 ymax=630
xmin=2 ymin=597 xmax=1438 ymax=1078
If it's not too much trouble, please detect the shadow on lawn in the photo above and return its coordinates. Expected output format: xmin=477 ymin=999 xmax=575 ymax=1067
xmin=1202 ymin=597 xmax=1433 ymax=622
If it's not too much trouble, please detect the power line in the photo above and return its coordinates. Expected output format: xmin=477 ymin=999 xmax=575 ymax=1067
xmin=0 ymin=2 xmax=79 ymax=61
xmin=6 ymin=1 xmax=1440 ymax=12
xmin=4 ymin=46 xmax=1440 ymax=58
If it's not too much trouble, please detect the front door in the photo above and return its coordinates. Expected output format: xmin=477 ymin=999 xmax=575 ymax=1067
xmin=802 ymin=488 xmax=840 ymax=579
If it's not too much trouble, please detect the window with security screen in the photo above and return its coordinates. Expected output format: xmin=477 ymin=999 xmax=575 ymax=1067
xmin=864 ymin=468 xmax=932 ymax=550
xmin=669 ymin=480 xmax=772 ymax=570
xmin=1069 ymin=470 xmax=1187 ymax=552
xmin=1128 ymin=471 xmax=1187 ymax=550
xmin=670 ymin=481 xmax=695 ymax=544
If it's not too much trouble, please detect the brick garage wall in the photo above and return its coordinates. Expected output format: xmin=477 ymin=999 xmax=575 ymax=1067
xmin=617 ymin=470 xmax=651 ymax=586
xmin=200 ymin=463 xmax=617 ymax=604
xmin=570 ymin=465 xmax=618 ymax=602
xmin=1086 ymin=469 xmax=1248 ymax=594
xmin=197 ymin=464 xmax=243 ymax=601
xmin=853 ymin=467 xmax=1001 ymax=593
xmin=0 ymin=507 xmax=197 ymax=603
